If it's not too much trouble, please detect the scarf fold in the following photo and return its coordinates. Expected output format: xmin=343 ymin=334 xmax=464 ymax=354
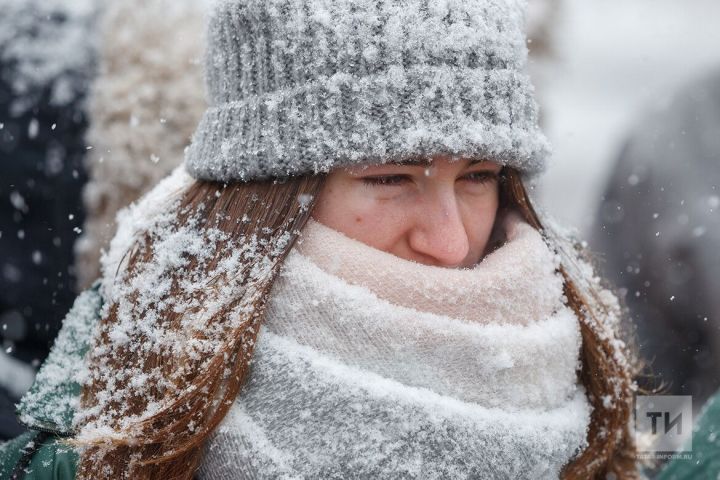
xmin=199 ymin=213 xmax=591 ymax=480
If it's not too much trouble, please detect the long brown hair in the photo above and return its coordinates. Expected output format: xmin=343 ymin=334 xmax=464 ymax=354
xmin=72 ymin=167 xmax=638 ymax=479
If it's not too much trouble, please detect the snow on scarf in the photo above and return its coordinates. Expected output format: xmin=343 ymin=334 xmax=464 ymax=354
xmin=198 ymin=213 xmax=592 ymax=480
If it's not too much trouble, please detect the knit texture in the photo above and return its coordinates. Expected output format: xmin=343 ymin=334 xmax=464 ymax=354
xmin=185 ymin=0 xmax=551 ymax=182
xmin=198 ymin=213 xmax=591 ymax=479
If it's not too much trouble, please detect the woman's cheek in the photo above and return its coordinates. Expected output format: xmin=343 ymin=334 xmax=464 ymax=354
xmin=371 ymin=193 xmax=419 ymax=223
xmin=353 ymin=200 xmax=412 ymax=247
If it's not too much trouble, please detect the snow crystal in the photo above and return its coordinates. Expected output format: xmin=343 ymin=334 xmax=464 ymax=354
xmin=27 ymin=119 xmax=39 ymax=139
xmin=0 ymin=350 xmax=36 ymax=399
xmin=708 ymin=195 xmax=719 ymax=209
xmin=9 ymin=192 xmax=28 ymax=213
xmin=692 ymin=226 xmax=706 ymax=237
xmin=3 ymin=264 xmax=22 ymax=283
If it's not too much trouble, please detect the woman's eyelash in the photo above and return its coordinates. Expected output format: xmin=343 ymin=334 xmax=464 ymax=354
xmin=361 ymin=171 xmax=498 ymax=187
xmin=462 ymin=171 xmax=498 ymax=183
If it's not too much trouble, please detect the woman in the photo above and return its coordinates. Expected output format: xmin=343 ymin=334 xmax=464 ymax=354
xmin=1 ymin=0 xmax=639 ymax=478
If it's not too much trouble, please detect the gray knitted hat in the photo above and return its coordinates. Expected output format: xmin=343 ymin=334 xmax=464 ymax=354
xmin=185 ymin=0 xmax=551 ymax=182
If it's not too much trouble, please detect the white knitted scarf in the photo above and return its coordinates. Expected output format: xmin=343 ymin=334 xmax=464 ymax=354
xmin=199 ymin=212 xmax=591 ymax=480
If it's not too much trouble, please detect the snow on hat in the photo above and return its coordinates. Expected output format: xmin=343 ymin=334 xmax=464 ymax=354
xmin=184 ymin=0 xmax=551 ymax=182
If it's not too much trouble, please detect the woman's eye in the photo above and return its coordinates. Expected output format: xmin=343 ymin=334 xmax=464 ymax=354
xmin=362 ymin=175 xmax=410 ymax=186
xmin=462 ymin=171 xmax=498 ymax=184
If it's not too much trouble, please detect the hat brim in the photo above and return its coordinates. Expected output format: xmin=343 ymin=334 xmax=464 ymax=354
xmin=185 ymin=64 xmax=551 ymax=182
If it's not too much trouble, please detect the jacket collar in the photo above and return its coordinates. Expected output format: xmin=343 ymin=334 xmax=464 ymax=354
xmin=15 ymin=281 xmax=103 ymax=436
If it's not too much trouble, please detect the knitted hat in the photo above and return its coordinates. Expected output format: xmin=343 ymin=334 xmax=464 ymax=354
xmin=185 ymin=0 xmax=551 ymax=182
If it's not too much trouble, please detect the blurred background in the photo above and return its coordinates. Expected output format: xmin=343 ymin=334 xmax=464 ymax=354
xmin=534 ymin=0 xmax=720 ymax=232
xmin=1 ymin=0 xmax=719 ymax=452
xmin=531 ymin=0 xmax=720 ymax=418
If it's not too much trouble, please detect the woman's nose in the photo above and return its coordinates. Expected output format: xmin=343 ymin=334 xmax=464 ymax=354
xmin=407 ymin=191 xmax=470 ymax=267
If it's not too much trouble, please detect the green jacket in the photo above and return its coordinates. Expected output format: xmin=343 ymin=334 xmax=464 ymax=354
xmin=0 ymin=284 xmax=102 ymax=480
xmin=655 ymin=393 xmax=720 ymax=480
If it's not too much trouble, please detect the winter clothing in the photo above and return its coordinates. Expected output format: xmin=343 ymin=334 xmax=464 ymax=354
xmin=0 ymin=0 xmax=102 ymax=440
xmin=185 ymin=0 xmax=551 ymax=182
xmin=0 ymin=432 xmax=77 ymax=480
xmin=198 ymin=213 xmax=590 ymax=479
xmin=590 ymin=68 xmax=720 ymax=407
xmin=0 ymin=284 xmax=101 ymax=479
xmin=75 ymin=0 xmax=208 ymax=289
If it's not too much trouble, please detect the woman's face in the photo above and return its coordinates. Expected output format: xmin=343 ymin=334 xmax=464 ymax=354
xmin=312 ymin=155 xmax=503 ymax=268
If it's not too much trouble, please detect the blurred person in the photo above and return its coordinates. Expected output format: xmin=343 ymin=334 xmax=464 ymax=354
xmin=75 ymin=0 xmax=207 ymax=289
xmin=591 ymin=68 xmax=720 ymax=410
xmin=0 ymin=0 xmax=207 ymax=443
xmin=0 ymin=0 xmax=101 ymax=439
xmin=592 ymin=68 xmax=720 ymax=480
